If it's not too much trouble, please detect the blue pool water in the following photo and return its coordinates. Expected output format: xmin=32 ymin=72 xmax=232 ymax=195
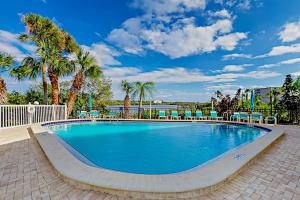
xmin=48 ymin=122 xmax=269 ymax=174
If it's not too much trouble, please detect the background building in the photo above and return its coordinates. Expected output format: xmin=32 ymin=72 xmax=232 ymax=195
xmin=254 ymin=87 xmax=281 ymax=104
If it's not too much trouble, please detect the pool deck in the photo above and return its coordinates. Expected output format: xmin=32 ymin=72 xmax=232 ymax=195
xmin=0 ymin=124 xmax=299 ymax=199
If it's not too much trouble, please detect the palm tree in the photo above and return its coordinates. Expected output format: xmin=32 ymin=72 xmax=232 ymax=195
xmin=121 ymin=80 xmax=133 ymax=119
xmin=20 ymin=14 xmax=79 ymax=105
xmin=132 ymin=81 xmax=155 ymax=119
xmin=0 ymin=53 xmax=14 ymax=104
xmin=67 ymin=49 xmax=101 ymax=115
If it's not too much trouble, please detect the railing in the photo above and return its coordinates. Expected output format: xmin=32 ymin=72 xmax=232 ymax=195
xmin=0 ymin=104 xmax=67 ymax=128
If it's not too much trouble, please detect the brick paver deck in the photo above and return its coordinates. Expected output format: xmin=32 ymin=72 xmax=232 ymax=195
xmin=0 ymin=126 xmax=299 ymax=200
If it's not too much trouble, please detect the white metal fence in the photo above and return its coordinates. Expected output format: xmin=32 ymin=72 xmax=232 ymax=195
xmin=0 ymin=104 xmax=67 ymax=128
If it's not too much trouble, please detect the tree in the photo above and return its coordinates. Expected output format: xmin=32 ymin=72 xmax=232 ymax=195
xmin=212 ymin=89 xmax=241 ymax=117
xmin=20 ymin=14 xmax=79 ymax=105
xmin=264 ymin=88 xmax=281 ymax=115
xmin=132 ymin=81 xmax=155 ymax=119
xmin=7 ymin=91 xmax=26 ymax=104
xmin=0 ymin=53 xmax=14 ymax=104
xmin=121 ymin=80 xmax=133 ymax=119
xmin=82 ymin=78 xmax=112 ymax=110
xmin=67 ymin=49 xmax=101 ymax=115
xmin=280 ymin=74 xmax=296 ymax=122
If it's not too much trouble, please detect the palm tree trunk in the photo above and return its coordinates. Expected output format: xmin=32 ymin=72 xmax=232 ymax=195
xmin=138 ymin=94 xmax=143 ymax=119
xmin=48 ymin=66 xmax=59 ymax=105
xmin=67 ymin=71 xmax=84 ymax=115
xmin=0 ymin=77 xmax=7 ymax=104
xmin=42 ymin=64 xmax=48 ymax=105
xmin=124 ymin=95 xmax=130 ymax=119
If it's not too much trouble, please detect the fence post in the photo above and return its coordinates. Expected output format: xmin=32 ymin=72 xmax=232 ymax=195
xmin=28 ymin=103 xmax=34 ymax=124
xmin=64 ymin=104 xmax=68 ymax=120
xmin=0 ymin=106 xmax=2 ymax=128
xmin=52 ymin=105 xmax=56 ymax=121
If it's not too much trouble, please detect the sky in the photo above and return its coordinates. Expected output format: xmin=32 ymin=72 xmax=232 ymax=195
xmin=1 ymin=0 xmax=300 ymax=102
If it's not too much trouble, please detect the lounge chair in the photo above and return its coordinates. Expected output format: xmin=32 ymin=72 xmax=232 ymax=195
xmin=77 ymin=111 xmax=87 ymax=119
xmin=89 ymin=110 xmax=100 ymax=118
xmin=195 ymin=111 xmax=207 ymax=120
xmin=230 ymin=112 xmax=240 ymax=122
xmin=239 ymin=112 xmax=250 ymax=122
xmin=210 ymin=111 xmax=223 ymax=120
xmin=184 ymin=111 xmax=194 ymax=120
xmin=158 ymin=110 xmax=166 ymax=119
xmin=171 ymin=111 xmax=181 ymax=120
xmin=106 ymin=111 xmax=116 ymax=119
xmin=265 ymin=113 xmax=278 ymax=125
xmin=250 ymin=112 xmax=263 ymax=124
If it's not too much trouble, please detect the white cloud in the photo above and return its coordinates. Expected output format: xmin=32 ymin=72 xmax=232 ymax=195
xmin=106 ymin=66 xmax=280 ymax=84
xmin=292 ymin=71 xmax=300 ymax=76
xmin=258 ymin=63 xmax=277 ymax=69
xmin=279 ymin=19 xmax=300 ymax=42
xmin=213 ymin=64 xmax=253 ymax=73
xmin=222 ymin=53 xmax=252 ymax=60
xmin=255 ymin=43 xmax=300 ymax=58
xmin=131 ymin=0 xmax=206 ymax=15
xmin=107 ymin=28 xmax=143 ymax=54
xmin=103 ymin=67 xmax=141 ymax=77
xmin=259 ymin=57 xmax=300 ymax=69
xmin=214 ymin=0 xmax=260 ymax=10
xmin=108 ymin=17 xmax=247 ymax=58
xmin=0 ymin=30 xmax=36 ymax=62
xmin=214 ymin=32 xmax=247 ymax=50
xmin=280 ymin=57 xmax=300 ymax=64
xmin=209 ymin=9 xmax=231 ymax=18
xmin=81 ymin=43 xmax=121 ymax=66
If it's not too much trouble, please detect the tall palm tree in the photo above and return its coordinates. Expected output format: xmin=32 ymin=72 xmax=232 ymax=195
xmin=0 ymin=53 xmax=14 ymax=104
xmin=67 ymin=49 xmax=101 ymax=115
xmin=20 ymin=14 xmax=79 ymax=105
xmin=121 ymin=80 xmax=133 ymax=119
xmin=132 ymin=81 xmax=155 ymax=119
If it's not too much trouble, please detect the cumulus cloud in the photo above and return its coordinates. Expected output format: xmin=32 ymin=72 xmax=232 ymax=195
xmin=258 ymin=57 xmax=300 ymax=69
xmin=81 ymin=43 xmax=121 ymax=66
xmin=279 ymin=19 xmax=300 ymax=42
xmin=108 ymin=17 xmax=247 ymax=58
xmin=292 ymin=71 xmax=300 ymax=76
xmin=255 ymin=43 xmax=300 ymax=58
xmin=106 ymin=66 xmax=280 ymax=84
xmin=0 ymin=30 xmax=36 ymax=62
xmin=214 ymin=0 xmax=262 ymax=10
xmin=103 ymin=67 xmax=141 ymax=77
xmin=222 ymin=53 xmax=252 ymax=60
xmin=209 ymin=9 xmax=231 ymax=18
xmin=213 ymin=64 xmax=253 ymax=73
xmin=131 ymin=0 xmax=206 ymax=15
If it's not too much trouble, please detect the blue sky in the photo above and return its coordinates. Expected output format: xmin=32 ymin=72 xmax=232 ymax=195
xmin=1 ymin=0 xmax=300 ymax=102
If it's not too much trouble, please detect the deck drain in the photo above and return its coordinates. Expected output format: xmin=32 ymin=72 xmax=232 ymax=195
xmin=233 ymin=153 xmax=247 ymax=160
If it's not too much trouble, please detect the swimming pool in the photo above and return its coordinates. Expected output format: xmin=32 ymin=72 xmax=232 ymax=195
xmin=47 ymin=121 xmax=270 ymax=175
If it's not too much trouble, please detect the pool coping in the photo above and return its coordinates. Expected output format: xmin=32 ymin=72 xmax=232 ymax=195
xmin=31 ymin=119 xmax=285 ymax=199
